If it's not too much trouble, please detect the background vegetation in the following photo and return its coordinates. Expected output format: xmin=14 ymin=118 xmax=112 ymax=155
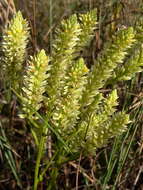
xmin=0 ymin=0 xmax=142 ymax=190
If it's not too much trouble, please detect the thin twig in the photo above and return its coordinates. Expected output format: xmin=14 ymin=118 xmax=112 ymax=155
xmin=76 ymin=152 xmax=82 ymax=190
xmin=69 ymin=161 xmax=94 ymax=184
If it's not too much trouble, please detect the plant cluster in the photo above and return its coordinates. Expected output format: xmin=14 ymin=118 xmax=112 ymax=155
xmin=1 ymin=9 xmax=143 ymax=189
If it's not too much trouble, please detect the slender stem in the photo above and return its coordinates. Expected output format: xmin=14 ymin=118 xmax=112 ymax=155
xmin=33 ymin=128 xmax=46 ymax=190
xmin=46 ymin=146 xmax=64 ymax=190
xmin=47 ymin=167 xmax=59 ymax=190
xmin=40 ymin=151 xmax=58 ymax=179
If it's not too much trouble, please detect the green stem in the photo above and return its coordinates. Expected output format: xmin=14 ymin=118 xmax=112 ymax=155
xmin=46 ymin=145 xmax=64 ymax=190
xmin=33 ymin=128 xmax=46 ymax=190
xmin=47 ymin=167 xmax=59 ymax=190
xmin=40 ymin=151 xmax=58 ymax=179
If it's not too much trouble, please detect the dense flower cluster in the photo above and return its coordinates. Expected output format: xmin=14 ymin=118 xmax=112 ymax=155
xmin=2 ymin=10 xmax=142 ymax=155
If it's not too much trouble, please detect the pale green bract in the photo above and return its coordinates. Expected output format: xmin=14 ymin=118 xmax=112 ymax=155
xmin=21 ymin=50 xmax=50 ymax=119
xmin=2 ymin=11 xmax=29 ymax=92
